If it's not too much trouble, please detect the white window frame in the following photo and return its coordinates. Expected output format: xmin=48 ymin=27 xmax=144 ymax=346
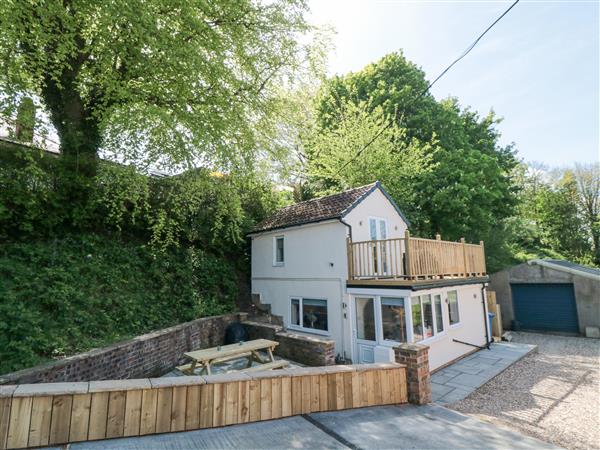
xmin=273 ymin=235 xmax=285 ymax=266
xmin=447 ymin=290 xmax=461 ymax=328
xmin=410 ymin=292 xmax=448 ymax=344
xmin=432 ymin=294 xmax=446 ymax=336
xmin=288 ymin=296 xmax=329 ymax=336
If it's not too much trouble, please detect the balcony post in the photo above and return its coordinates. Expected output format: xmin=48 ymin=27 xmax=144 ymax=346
xmin=435 ymin=233 xmax=441 ymax=240
xmin=346 ymin=237 xmax=354 ymax=280
xmin=480 ymin=240 xmax=486 ymax=275
xmin=404 ymin=230 xmax=412 ymax=279
xmin=461 ymin=237 xmax=467 ymax=276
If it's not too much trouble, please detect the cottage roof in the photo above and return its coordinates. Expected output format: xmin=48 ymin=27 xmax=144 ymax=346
xmin=251 ymin=181 xmax=409 ymax=234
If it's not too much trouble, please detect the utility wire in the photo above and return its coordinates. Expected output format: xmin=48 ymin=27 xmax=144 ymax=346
xmin=333 ymin=0 xmax=520 ymax=176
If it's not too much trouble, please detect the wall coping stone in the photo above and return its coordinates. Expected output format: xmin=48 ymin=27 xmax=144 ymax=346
xmin=396 ymin=343 xmax=430 ymax=353
xmin=203 ymin=372 xmax=252 ymax=384
xmin=282 ymin=367 xmax=326 ymax=377
xmin=352 ymin=362 xmax=402 ymax=371
xmin=149 ymin=376 xmax=206 ymax=388
xmin=248 ymin=369 xmax=292 ymax=380
xmin=322 ymin=365 xmax=354 ymax=373
xmin=242 ymin=320 xmax=283 ymax=332
xmin=14 ymin=382 xmax=89 ymax=397
xmin=89 ymin=379 xmax=151 ymax=392
xmin=0 ymin=385 xmax=16 ymax=398
xmin=275 ymin=330 xmax=335 ymax=344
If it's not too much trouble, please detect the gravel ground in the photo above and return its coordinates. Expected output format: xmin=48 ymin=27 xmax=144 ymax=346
xmin=451 ymin=332 xmax=600 ymax=450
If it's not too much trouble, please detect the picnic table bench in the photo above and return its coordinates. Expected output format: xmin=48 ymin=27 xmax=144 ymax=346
xmin=177 ymin=338 xmax=287 ymax=375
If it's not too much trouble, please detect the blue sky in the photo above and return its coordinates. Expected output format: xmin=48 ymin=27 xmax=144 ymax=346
xmin=308 ymin=0 xmax=599 ymax=166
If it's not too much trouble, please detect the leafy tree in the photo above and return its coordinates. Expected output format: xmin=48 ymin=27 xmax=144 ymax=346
xmin=0 ymin=0 xmax=314 ymax=177
xmin=505 ymin=163 xmax=597 ymax=267
xmin=572 ymin=163 xmax=600 ymax=264
xmin=306 ymin=101 xmax=435 ymax=220
xmin=309 ymin=52 xmax=518 ymax=244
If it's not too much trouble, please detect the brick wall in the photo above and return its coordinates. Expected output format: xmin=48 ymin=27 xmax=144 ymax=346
xmin=243 ymin=321 xmax=335 ymax=366
xmin=0 ymin=313 xmax=245 ymax=385
xmin=394 ymin=343 xmax=431 ymax=404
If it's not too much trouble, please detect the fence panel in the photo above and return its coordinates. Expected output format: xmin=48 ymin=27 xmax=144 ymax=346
xmin=0 ymin=363 xmax=407 ymax=449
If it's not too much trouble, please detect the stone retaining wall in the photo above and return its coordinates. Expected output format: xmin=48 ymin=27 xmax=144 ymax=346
xmin=0 ymin=313 xmax=245 ymax=385
xmin=243 ymin=321 xmax=335 ymax=366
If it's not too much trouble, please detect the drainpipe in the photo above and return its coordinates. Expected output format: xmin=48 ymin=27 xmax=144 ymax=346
xmin=339 ymin=218 xmax=353 ymax=361
xmin=481 ymin=283 xmax=491 ymax=349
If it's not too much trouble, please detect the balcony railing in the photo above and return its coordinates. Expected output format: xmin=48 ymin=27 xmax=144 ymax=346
xmin=347 ymin=231 xmax=486 ymax=281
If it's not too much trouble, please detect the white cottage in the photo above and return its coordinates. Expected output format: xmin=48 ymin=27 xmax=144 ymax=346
xmin=249 ymin=182 xmax=490 ymax=371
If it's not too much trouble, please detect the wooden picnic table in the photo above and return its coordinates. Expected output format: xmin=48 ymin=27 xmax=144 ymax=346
xmin=181 ymin=338 xmax=280 ymax=375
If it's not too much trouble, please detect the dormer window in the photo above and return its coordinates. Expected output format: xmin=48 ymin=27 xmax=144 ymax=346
xmin=273 ymin=236 xmax=285 ymax=266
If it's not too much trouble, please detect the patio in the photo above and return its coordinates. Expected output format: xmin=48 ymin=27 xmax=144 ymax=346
xmin=431 ymin=341 xmax=536 ymax=404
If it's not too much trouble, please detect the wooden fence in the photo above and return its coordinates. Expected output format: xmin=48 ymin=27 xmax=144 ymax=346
xmin=348 ymin=232 xmax=486 ymax=280
xmin=486 ymin=291 xmax=503 ymax=339
xmin=0 ymin=363 xmax=407 ymax=449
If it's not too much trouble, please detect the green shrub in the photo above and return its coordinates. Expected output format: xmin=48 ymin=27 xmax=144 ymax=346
xmin=0 ymin=234 xmax=237 ymax=374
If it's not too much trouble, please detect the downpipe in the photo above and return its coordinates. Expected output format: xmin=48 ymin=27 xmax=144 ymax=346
xmin=481 ymin=283 xmax=491 ymax=349
xmin=452 ymin=283 xmax=491 ymax=350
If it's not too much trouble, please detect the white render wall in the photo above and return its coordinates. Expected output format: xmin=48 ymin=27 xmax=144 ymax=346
xmin=250 ymin=220 xmax=348 ymax=280
xmin=250 ymin=220 xmax=351 ymax=358
xmin=415 ymin=283 xmax=488 ymax=370
xmin=343 ymin=188 xmax=408 ymax=241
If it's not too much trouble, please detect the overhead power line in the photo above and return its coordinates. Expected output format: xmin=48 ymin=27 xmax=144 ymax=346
xmin=333 ymin=0 xmax=520 ymax=176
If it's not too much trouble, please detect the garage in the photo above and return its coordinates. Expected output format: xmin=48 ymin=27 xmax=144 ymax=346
xmin=511 ymin=283 xmax=578 ymax=333
xmin=489 ymin=259 xmax=600 ymax=337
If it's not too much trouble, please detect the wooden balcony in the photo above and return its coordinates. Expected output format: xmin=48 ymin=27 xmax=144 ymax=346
xmin=347 ymin=231 xmax=486 ymax=284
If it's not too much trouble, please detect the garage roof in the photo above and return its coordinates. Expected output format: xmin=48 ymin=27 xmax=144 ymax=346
xmin=529 ymin=259 xmax=600 ymax=280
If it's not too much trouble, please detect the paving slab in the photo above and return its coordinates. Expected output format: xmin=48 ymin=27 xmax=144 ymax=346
xmin=42 ymin=404 xmax=557 ymax=450
xmin=432 ymin=341 xmax=536 ymax=405
xmin=309 ymin=405 xmax=558 ymax=449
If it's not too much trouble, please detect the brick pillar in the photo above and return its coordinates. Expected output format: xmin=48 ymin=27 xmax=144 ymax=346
xmin=395 ymin=343 xmax=431 ymax=405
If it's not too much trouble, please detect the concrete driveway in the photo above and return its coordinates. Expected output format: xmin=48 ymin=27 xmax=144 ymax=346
xmin=44 ymin=404 xmax=556 ymax=450
xmin=452 ymin=332 xmax=600 ymax=450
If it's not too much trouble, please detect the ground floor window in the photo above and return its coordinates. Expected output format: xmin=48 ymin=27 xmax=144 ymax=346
xmin=290 ymin=297 xmax=328 ymax=332
xmin=447 ymin=290 xmax=460 ymax=325
xmin=434 ymin=294 xmax=444 ymax=333
xmin=411 ymin=295 xmax=435 ymax=340
xmin=381 ymin=297 xmax=407 ymax=343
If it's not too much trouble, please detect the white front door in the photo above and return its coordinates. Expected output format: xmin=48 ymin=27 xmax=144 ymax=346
xmin=354 ymin=296 xmax=378 ymax=363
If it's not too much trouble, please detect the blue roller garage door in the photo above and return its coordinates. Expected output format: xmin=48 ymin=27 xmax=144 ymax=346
xmin=511 ymin=283 xmax=579 ymax=333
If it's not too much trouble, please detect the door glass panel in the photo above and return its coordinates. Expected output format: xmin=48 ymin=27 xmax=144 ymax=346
xmin=422 ymin=294 xmax=434 ymax=339
xmin=369 ymin=219 xmax=377 ymax=240
xmin=355 ymin=297 xmax=376 ymax=341
xmin=291 ymin=298 xmax=300 ymax=326
xmin=381 ymin=297 xmax=407 ymax=342
xmin=302 ymin=299 xmax=328 ymax=331
xmin=379 ymin=220 xmax=387 ymax=239
xmin=411 ymin=297 xmax=423 ymax=341
xmin=434 ymin=295 xmax=444 ymax=333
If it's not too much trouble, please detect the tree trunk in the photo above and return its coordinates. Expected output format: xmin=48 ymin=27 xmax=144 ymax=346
xmin=43 ymin=75 xmax=100 ymax=178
